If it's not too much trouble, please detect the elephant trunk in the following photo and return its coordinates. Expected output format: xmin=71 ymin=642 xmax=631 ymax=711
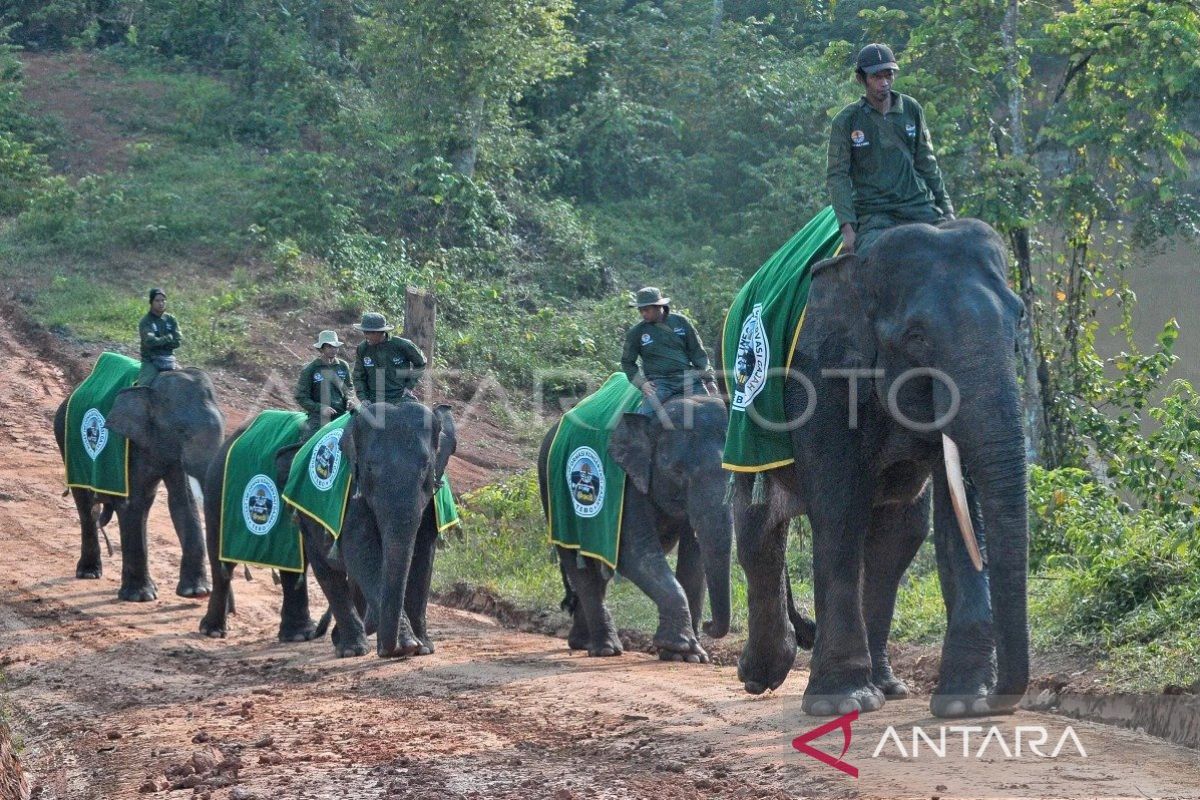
xmin=690 ymin=481 xmax=733 ymax=639
xmin=956 ymin=399 xmax=1030 ymax=711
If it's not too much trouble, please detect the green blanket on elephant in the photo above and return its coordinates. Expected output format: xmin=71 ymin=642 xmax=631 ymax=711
xmin=64 ymin=351 xmax=140 ymax=497
xmin=219 ymin=409 xmax=307 ymax=573
xmin=546 ymin=373 xmax=643 ymax=569
xmin=721 ymin=206 xmax=842 ymax=472
xmin=282 ymin=412 xmax=461 ymax=539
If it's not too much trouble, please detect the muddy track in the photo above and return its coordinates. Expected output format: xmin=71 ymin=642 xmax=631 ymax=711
xmin=1 ymin=305 xmax=1199 ymax=800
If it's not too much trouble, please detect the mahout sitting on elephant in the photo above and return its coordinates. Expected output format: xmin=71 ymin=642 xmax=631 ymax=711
xmin=55 ymin=367 xmax=224 ymax=601
xmin=732 ymin=219 xmax=1028 ymax=718
xmin=538 ymin=394 xmax=733 ymax=663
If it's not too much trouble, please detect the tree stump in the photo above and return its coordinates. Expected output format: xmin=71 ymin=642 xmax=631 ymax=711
xmin=404 ymin=287 xmax=436 ymax=365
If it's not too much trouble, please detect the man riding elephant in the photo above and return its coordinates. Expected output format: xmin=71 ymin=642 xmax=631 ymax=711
xmin=295 ymin=329 xmax=358 ymax=440
xmin=620 ymin=287 xmax=717 ymax=418
xmin=136 ymin=287 xmax=182 ymax=386
xmin=827 ymin=43 xmax=955 ymax=256
xmin=351 ymin=312 xmax=427 ymax=405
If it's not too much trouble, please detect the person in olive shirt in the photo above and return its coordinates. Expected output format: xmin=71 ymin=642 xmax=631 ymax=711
xmin=621 ymin=287 xmax=717 ymax=418
xmin=351 ymin=312 xmax=427 ymax=405
xmin=295 ymin=330 xmax=358 ymax=439
xmin=136 ymin=287 xmax=182 ymax=386
xmin=827 ymin=43 xmax=954 ymax=256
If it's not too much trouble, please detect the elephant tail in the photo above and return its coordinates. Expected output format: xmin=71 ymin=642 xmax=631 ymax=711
xmin=313 ymin=606 xmax=334 ymax=639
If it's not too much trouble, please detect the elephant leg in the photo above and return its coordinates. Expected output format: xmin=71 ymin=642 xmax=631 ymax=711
xmin=615 ymin=494 xmax=704 ymax=662
xmin=278 ymin=569 xmax=317 ymax=642
xmin=163 ymin=466 xmax=210 ymax=598
xmin=557 ymin=547 xmax=621 ymax=657
xmin=803 ymin=483 xmax=882 ymax=716
xmin=674 ymin=529 xmax=705 ymax=640
xmin=735 ymin=473 xmax=797 ymax=694
xmin=403 ymin=503 xmax=439 ymax=655
xmin=304 ymin=527 xmax=368 ymax=658
xmin=930 ymin=470 xmax=996 ymax=718
xmin=199 ymin=473 xmax=232 ymax=637
xmin=72 ymin=487 xmax=103 ymax=579
xmin=116 ymin=473 xmax=159 ymax=602
xmin=862 ymin=487 xmax=930 ymax=699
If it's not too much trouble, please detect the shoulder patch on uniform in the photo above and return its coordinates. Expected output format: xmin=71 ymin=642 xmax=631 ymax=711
xmin=640 ymin=333 xmax=652 ymax=345
xmin=851 ymin=130 xmax=869 ymax=147
xmin=313 ymin=372 xmax=323 ymax=382
xmin=674 ymin=327 xmax=686 ymax=336
xmin=905 ymin=122 xmax=917 ymax=137
xmin=363 ymin=357 xmax=374 ymax=367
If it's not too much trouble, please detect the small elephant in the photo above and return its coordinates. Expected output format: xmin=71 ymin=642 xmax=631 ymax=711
xmin=54 ymin=368 xmax=224 ymax=601
xmin=300 ymin=401 xmax=457 ymax=658
xmin=198 ymin=430 xmax=318 ymax=643
xmin=734 ymin=219 xmax=1029 ymax=719
xmin=538 ymin=396 xmax=733 ymax=663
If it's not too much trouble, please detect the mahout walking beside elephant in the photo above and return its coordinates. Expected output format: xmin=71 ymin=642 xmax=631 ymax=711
xmin=539 ymin=392 xmax=733 ymax=662
xmin=55 ymin=365 xmax=225 ymax=601
xmin=732 ymin=219 xmax=1028 ymax=718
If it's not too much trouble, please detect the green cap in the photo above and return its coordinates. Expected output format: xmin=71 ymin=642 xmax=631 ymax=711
xmin=313 ymin=330 xmax=344 ymax=349
xmin=630 ymin=287 xmax=671 ymax=308
xmin=352 ymin=312 xmax=395 ymax=332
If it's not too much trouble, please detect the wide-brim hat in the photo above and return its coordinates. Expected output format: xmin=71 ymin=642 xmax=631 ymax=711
xmin=352 ymin=312 xmax=395 ymax=332
xmin=857 ymin=43 xmax=899 ymax=75
xmin=630 ymin=287 xmax=671 ymax=308
xmin=313 ymin=330 xmax=344 ymax=349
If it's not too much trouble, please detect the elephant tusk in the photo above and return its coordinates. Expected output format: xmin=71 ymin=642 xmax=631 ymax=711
xmin=943 ymin=434 xmax=984 ymax=572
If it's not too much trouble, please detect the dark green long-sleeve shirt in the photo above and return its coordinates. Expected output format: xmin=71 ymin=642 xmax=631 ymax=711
xmin=295 ymin=357 xmax=356 ymax=418
xmin=138 ymin=311 xmax=181 ymax=361
xmin=621 ymin=313 xmax=714 ymax=390
xmin=352 ymin=335 xmax=427 ymax=404
xmin=826 ymin=92 xmax=953 ymax=228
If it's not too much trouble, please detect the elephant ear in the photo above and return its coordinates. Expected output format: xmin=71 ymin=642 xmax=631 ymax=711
xmin=274 ymin=442 xmax=303 ymax=488
xmin=105 ymin=386 xmax=154 ymax=447
xmin=805 ymin=252 xmax=876 ymax=363
xmin=609 ymin=412 xmax=653 ymax=494
xmin=432 ymin=404 xmax=456 ymax=480
xmin=339 ymin=414 xmax=359 ymax=466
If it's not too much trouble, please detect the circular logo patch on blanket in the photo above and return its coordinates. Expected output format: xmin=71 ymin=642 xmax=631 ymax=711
xmin=566 ymin=446 xmax=605 ymax=518
xmin=242 ymin=474 xmax=281 ymax=535
xmin=308 ymin=428 xmax=344 ymax=492
xmin=81 ymin=408 xmax=109 ymax=460
xmin=732 ymin=302 xmax=770 ymax=410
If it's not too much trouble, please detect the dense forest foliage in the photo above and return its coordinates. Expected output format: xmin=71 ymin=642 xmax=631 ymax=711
xmin=1 ymin=0 xmax=1198 ymax=684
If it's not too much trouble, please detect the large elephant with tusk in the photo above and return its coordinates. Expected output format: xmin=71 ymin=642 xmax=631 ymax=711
xmin=733 ymin=219 xmax=1028 ymax=718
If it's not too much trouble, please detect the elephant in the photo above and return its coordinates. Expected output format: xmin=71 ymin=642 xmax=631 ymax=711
xmin=537 ymin=395 xmax=733 ymax=663
xmin=298 ymin=401 xmax=457 ymax=658
xmin=733 ymin=219 xmax=1029 ymax=718
xmin=198 ymin=426 xmax=319 ymax=643
xmin=54 ymin=368 xmax=225 ymax=601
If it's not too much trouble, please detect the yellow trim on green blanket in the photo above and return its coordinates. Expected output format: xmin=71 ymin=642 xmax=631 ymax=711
xmin=545 ymin=416 xmax=625 ymax=571
xmin=63 ymin=380 xmax=132 ymax=498
xmin=720 ymin=457 xmax=796 ymax=473
xmin=218 ymin=426 xmax=306 ymax=572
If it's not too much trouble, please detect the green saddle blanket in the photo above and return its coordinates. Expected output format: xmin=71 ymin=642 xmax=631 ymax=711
xmin=721 ymin=206 xmax=842 ymax=472
xmin=281 ymin=412 xmax=461 ymax=539
xmin=219 ymin=410 xmax=307 ymax=573
xmin=64 ymin=352 xmax=140 ymax=497
xmin=546 ymin=373 xmax=643 ymax=569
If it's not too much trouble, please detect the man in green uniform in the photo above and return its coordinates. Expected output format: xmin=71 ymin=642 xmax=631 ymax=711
xmin=351 ymin=312 xmax=427 ymax=405
xmin=295 ymin=330 xmax=358 ymax=439
xmin=621 ymin=287 xmax=717 ymax=418
xmin=827 ymin=43 xmax=955 ymax=256
xmin=136 ymin=287 xmax=182 ymax=386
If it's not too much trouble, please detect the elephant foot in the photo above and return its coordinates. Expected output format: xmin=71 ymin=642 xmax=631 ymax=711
xmin=335 ymin=636 xmax=371 ymax=658
xmin=659 ymin=643 xmax=709 ymax=664
xmin=931 ymin=659 xmax=999 ymax=718
xmin=199 ymin=615 xmax=227 ymax=639
xmin=176 ymin=576 xmax=212 ymax=599
xmin=76 ymin=561 xmax=102 ymax=580
xmin=566 ymin=613 xmax=590 ymax=651
xmin=802 ymin=672 xmax=885 ymax=716
xmin=415 ymin=635 xmax=435 ymax=656
xmin=118 ymin=580 xmax=158 ymax=602
xmin=278 ymin=619 xmax=319 ymax=643
xmin=378 ymin=628 xmax=422 ymax=658
xmin=872 ymin=657 xmax=910 ymax=699
xmin=585 ymin=628 xmax=623 ymax=657
xmin=738 ymin=624 xmax=797 ymax=695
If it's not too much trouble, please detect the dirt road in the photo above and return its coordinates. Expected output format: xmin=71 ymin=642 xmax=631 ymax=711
xmin=2 ymin=307 xmax=1198 ymax=800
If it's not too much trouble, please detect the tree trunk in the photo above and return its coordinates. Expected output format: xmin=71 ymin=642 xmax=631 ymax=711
xmin=711 ymin=0 xmax=724 ymax=36
xmin=450 ymin=93 xmax=485 ymax=179
xmin=1001 ymin=0 xmax=1047 ymax=464
xmin=404 ymin=287 xmax=437 ymax=366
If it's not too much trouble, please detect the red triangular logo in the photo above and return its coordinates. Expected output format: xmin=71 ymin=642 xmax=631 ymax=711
xmin=791 ymin=710 xmax=858 ymax=778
